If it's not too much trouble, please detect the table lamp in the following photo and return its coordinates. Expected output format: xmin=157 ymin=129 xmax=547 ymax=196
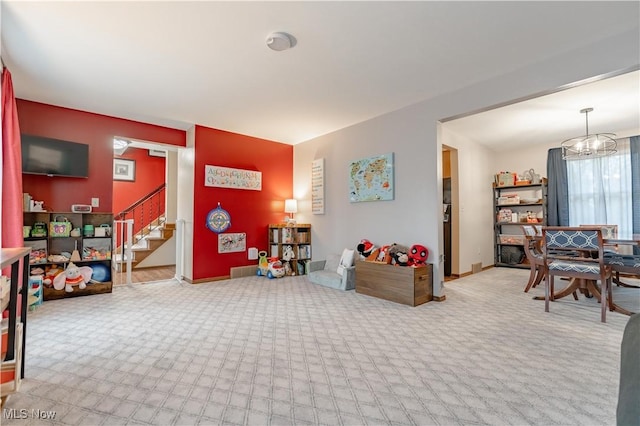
xmin=284 ymin=199 xmax=297 ymax=225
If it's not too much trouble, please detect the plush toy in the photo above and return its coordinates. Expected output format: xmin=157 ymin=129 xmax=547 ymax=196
xmin=374 ymin=244 xmax=392 ymax=264
xmin=356 ymin=239 xmax=376 ymax=259
xmin=53 ymin=262 xmax=93 ymax=292
xmin=43 ymin=265 xmax=63 ymax=287
xmin=387 ymin=243 xmax=410 ymax=266
xmin=282 ymin=245 xmax=295 ymax=275
xmin=408 ymin=244 xmax=429 ymax=267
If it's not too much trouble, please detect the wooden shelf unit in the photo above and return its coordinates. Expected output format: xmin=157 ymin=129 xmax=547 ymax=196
xmin=493 ymin=179 xmax=547 ymax=269
xmin=23 ymin=212 xmax=113 ymax=300
xmin=268 ymin=224 xmax=312 ymax=275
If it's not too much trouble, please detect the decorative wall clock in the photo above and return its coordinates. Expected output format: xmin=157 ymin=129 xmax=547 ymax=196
xmin=206 ymin=202 xmax=231 ymax=233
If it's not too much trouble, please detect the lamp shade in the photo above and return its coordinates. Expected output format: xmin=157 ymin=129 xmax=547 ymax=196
xmin=284 ymin=199 xmax=298 ymax=214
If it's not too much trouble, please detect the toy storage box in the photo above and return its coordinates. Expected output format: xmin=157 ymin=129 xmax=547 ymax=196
xmin=82 ymin=238 xmax=112 ymax=260
xmin=24 ymin=240 xmax=47 ymax=264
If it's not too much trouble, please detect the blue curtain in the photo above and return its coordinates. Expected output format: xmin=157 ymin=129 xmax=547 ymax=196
xmin=546 ymin=148 xmax=569 ymax=226
xmin=630 ymin=136 xmax=639 ymax=254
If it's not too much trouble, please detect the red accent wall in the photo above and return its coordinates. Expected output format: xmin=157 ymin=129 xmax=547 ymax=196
xmin=17 ymin=100 xmax=186 ymax=213
xmin=113 ymin=147 xmax=166 ymax=215
xmin=193 ymin=125 xmax=293 ymax=280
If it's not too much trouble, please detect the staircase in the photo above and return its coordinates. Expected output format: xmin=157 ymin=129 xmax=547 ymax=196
xmin=114 ymin=183 xmax=174 ymax=271
xmin=129 ymin=220 xmax=175 ymax=270
xmin=115 ymin=219 xmax=175 ymax=271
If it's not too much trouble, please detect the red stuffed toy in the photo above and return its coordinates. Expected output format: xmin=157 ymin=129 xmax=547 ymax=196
xmin=356 ymin=239 xmax=376 ymax=260
xmin=408 ymin=244 xmax=429 ymax=267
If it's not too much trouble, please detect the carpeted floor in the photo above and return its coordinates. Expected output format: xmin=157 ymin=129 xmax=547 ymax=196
xmin=2 ymin=267 xmax=638 ymax=425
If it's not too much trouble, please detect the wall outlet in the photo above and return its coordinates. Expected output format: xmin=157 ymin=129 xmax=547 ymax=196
xmin=91 ymin=198 xmax=100 ymax=207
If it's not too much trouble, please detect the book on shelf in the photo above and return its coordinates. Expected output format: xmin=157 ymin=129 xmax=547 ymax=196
xmin=282 ymin=228 xmax=293 ymax=244
xmin=296 ymin=260 xmax=308 ymax=275
xmin=270 ymin=245 xmax=279 ymax=258
xmin=272 ymin=229 xmax=279 ymax=243
xmin=297 ymin=245 xmax=311 ymax=259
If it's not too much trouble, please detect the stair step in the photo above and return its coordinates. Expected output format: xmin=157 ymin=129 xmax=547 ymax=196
xmin=116 ymin=221 xmax=174 ymax=270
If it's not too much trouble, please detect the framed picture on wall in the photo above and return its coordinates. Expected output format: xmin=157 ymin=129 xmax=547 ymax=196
xmin=113 ymin=158 xmax=135 ymax=181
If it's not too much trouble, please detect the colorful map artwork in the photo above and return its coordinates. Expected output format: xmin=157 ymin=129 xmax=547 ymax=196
xmin=348 ymin=153 xmax=394 ymax=202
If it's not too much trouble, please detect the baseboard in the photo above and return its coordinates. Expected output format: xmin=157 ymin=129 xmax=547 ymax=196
xmin=433 ymin=295 xmax=446 ymax=302
xmin=455 ymin=264 xmax=494 ymax=278
xmin=184 ymin=275 xmax=231 ymax=284
xmin=131 ymin=264 xmax=175 ymax=270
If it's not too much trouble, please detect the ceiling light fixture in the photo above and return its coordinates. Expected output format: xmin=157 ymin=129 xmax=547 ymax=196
xmin=113 ymin=138 xmax=130 ymax=155
xmin=561 ymin=108 xmax=617 ymax=160
xmin=266 ymin=32 xmax=295 ymax=51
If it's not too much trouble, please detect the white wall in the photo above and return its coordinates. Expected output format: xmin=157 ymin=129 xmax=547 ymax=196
xmin=165 ymin=150 xmax=178 ymax=223
xmin=492 ymin=141 xmax=558 ymax=181
xmin=441 ymin=128 xmax=495 ymax=273
xmin=293 ymin=29 xmax=639 ymax=298
xmin=177 ymin=126 xmax=195 ymax=281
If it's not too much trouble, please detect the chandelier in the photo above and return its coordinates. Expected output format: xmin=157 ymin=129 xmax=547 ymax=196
xmin=561 ymin=108 xmax=617 ymax=160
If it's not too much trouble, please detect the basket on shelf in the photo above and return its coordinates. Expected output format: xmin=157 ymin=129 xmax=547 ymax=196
xmin=49 ymin=215 xmax=72 ymax=238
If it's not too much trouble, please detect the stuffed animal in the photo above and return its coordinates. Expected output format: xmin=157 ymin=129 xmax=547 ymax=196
xmin=43 ymin=265 xmax=63 ymax=287
xmin=356 ymin=239 xmax=376 ymax=259
xmin=387 ymin=243 xmax=410 ymax=266
xmin=282 ymin=245 xmax=295 ymax=275
xmin=408 ymin=244 xmax=429 ymax=267
xmin=374 ymin=244 xmax=392 ymax=264
xmin=53 ymin=262 xmax=93 ymax=292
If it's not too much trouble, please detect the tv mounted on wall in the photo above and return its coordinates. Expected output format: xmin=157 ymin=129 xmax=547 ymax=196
xmin=21 ymin=134 xmax=89 ymax=178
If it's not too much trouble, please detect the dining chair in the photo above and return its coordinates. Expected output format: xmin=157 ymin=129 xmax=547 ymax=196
xmin=604 ymin=252 xmax=640 ymax=290
xmin=580 ymin=224 xmax=640 ymax=289
xmin=580 ymin=224 xmax=619 ymax=253
xmin=521 ymin=225 xmax=545 ymax=293
xmin=542 ymin=227 xmax=612 ymax=322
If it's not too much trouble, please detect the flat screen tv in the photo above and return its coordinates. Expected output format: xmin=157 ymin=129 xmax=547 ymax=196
xmin=21 ymin=134 xmax=89 ymax=178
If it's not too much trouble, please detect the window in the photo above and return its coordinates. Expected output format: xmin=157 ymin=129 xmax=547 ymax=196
xmin=567 ymin=138 xmax=632 ymax=235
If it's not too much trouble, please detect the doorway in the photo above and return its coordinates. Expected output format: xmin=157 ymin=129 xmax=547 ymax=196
xmin=112 ymin=138 xmax=180 ymax=284
xmin=442 ymin=145 xmax=458 ymax=280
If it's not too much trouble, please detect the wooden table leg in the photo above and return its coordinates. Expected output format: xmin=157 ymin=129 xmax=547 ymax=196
xmin=534 ymin=277 xmax=580 ymax=301
xmin=585 ymin=280 xmax=635 ymax=316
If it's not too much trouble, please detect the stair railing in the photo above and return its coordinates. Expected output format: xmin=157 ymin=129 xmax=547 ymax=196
xmin=115 ymin=183 xmax=166 ymax=247
xmin=113 ymin=219 xmax=134 ymax=285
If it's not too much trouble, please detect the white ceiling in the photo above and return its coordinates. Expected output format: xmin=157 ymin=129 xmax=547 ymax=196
xmin=1 ymin=1 xmax=639 ymax=146
xmin=445 ymin=70 xmax=640 ymax=151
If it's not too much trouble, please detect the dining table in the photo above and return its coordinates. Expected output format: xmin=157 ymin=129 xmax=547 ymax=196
xmin=533 ymin=232 xmax=639 ymax=316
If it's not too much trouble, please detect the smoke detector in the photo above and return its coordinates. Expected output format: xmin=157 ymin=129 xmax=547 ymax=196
xmin=266 ymin=32 xmax=296 ymax=51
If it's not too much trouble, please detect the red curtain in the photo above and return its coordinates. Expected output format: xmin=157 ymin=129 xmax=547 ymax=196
xmin=2 ymin=67 xmax=24 ymax=266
